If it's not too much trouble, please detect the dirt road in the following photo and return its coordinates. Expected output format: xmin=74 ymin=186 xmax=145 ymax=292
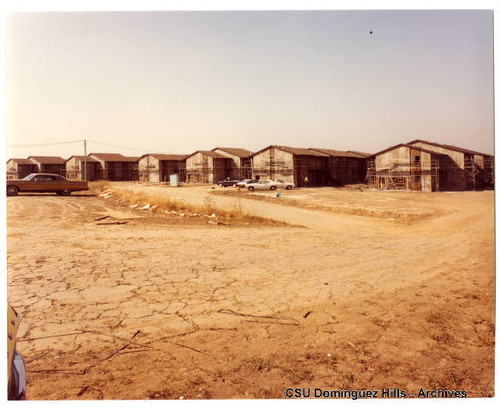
xmin=6 ymin=186 xmax=495 ymax=399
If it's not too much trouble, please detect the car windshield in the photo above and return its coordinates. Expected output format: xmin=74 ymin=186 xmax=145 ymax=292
xmin=22 ymin=174 xmax=36 ymax=181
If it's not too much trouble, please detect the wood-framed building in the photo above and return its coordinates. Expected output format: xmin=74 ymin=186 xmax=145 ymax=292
xmin=251 ymin=145 xmax=329 ymax=187
xmin=6 ymin=158 xmax=38 ymax=180
xmin=367 ymin=144 xmax=445 ymax=192
xmin=367 ymin=140 xmax=494 ymax=192
xmin=310 ymin=148 xmax=369 ymax=185
xmin=138 ymin=154 xmax=187 ymax=183
xmin=185 ymin=151 xmax=232 ymax=184
xmin=89 ymin=153 xmax=139 ymax=181
xmin=65 ymin=156 xmax=100 ymax=181
xmin=28 ymin=156 xmax=66 ymax=176
xmin=407 ymin=139 xmax=494 ymax=190
xmin=211 ymin=147 xmax=253 ymax=180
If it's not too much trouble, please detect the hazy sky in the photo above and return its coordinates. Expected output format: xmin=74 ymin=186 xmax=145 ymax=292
xmin=5 ymin=10 xmax=494 ymax=158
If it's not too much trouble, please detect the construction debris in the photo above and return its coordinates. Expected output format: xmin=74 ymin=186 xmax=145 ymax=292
xmin=208 ymin=220 xmax=230 ymax=226
xmin=97 ymin=221 xmax=128 ymax=226
xmin=98 ymin=190 xmax=114 ymax=198
xmin=217 ymin=308 xmax=300 ymax=326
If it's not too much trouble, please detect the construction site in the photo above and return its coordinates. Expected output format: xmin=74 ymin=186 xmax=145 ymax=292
xmin=6 ymin=181 xmax=495 ymax=399
xmin=7 ymin=140 xmax=493 ymax=193
xmin=367 ymin=140 xmax=494 ymax=192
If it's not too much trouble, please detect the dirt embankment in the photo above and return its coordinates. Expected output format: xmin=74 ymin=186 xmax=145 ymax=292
xmin=6 ymin=186 xmax=495 ymax=399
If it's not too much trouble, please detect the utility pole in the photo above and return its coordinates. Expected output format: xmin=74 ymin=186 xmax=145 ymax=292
xmin=84 ymin=139 xmax=87 ymax=181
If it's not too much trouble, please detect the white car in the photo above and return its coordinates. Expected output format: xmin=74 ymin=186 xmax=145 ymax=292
xmin=236 ymin=179 xmax=256 ymax=188
xmin=246 ymin=179 xmax=294 ymax=192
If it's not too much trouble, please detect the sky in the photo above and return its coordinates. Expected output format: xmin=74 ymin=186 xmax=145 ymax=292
xmin=4 ymin=9 xmax=495 ymax=159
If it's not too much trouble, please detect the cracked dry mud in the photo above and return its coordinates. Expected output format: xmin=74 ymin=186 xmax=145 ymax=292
xmin=7 ymin=186 xmax=495 ymax=399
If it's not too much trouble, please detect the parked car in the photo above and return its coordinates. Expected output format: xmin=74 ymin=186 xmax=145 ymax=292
xmin=216 ymin=178 xmax=240 ymax=187
xmin=236 ymin=179 xmax=256 ymax=188
xmin=6 ymin=173 xmax=89 ymax=196
xmin=246 ymin=179 xmax=294 ymax=192
xmin=8 ymin=305 xmax=26 ymax=400
xmin=274 ymin=180 xmax=296 ymax=190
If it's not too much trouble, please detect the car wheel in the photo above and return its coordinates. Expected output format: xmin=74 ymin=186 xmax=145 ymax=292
xmin=286 ymin=185 xmax=292 ymax=190
xmin=7 ymin=186 xmax=19 ymax=196
xmin=270 ymin=186 xmax=277 ymax=191
xmin=60 ymin=189 xmax=72 ymax=196
xmin=248 ymin=186 xmax=255 ymax=192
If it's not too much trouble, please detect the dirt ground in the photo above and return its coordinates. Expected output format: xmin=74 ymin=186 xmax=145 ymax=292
xmin=6 ymin=183 xmax=495 ymax=400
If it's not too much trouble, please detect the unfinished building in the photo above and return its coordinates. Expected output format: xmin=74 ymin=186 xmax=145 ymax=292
xmin=251 ymin=145 xmax=329 ymax=187
xmin=89 ymin=153 xmax=139 ymax=181
xmin=28 ymin=156 xmax=67 ymax=176
xmin=6 ymin=158 xmax=38 ymax=179
xmin=367 ymin=144 xmax=445 ymax=191
xmin=65 ymin=156 xmax=99 ymax=181
xmin=138 ymin=154 xmax=187 ymax=183
xmin=211 ymin=148 xmax=253 ymax=180
xmin=310 ymin=148 xmax=369 ymax=185
xmin=185 ymin=151 xmax=232 ymax=184
xmin=407 ymin=139 xmax=494 ymax=190
xmin=368 ymin=140 xmax=494 ymax=191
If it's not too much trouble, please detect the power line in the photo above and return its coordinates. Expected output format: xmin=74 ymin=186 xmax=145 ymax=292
xmin=7 ymin=139 xmax=83 ymax=148
xmin=7 ymin=139 xmax=155 ymax=153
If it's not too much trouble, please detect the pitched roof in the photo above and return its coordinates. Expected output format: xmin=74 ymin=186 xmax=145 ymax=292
xmin=140 ymin=153 xmax=187 ymax=161
xmin=187 ymin=150 xmax=230 ymax=159
xmin=277 ymin=146 xmax=329 ymax=157
xmin=370 ymin=143 xmax=448 ymax=158
xmin=407 ymin=139 xmax=492 ymax=157
xmin=347 ymin=150 xmax=372 ymax=158
xmin=67 ymin=155 xmax=98 ymax=163
xmin=7 ymin=158 xmax=36 ymax=165
xmin=28 ymin=156 xmax=66 ymax=164
xmin=90 ymin=153 xmax=137 ymax=162
xmin=212 ymin=147 xmax=253 ymax=158
xmin=310 ymin=148 xmax=366 ymax=159
xmin=251 ymin=145 xmax=328 ymax=157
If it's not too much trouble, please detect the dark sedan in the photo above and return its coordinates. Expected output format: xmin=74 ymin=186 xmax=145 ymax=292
xmin=216 ymin=178 xmax=240 ymax=187
xmin=7 ymin=173 xmax=89 ymax=196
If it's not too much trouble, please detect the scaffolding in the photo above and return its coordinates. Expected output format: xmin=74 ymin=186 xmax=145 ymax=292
xmin=252 ymin=152 xmax=329 ymax=187
xmin=367 ymin=159 xmax=439 ymax=191
xmin=186 ymin=158 xmax=232 ymax=183
xmin=464 ymin=156 xmax=481 ymax=190
xmin=251 ymin=147 xmax=294 ymax=182
xmin=483 ymin=156 xmax=494 ymax=186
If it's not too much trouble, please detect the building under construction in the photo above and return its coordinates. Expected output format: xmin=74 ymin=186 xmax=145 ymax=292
xmin=185 ymin=150 xmax=233 ymax=184
xmin=65 ymin=156 xmax=100 ymax=181
xmin=6 ymin=158 xmax=38 ymax=179
xmin=28 ymin=156 xmax=67 ymax=177
xmin=407 ymin=139 xmax=494 ymax=190
xmin=89 ymin=153 xmax=139 ymax=181
xmin=251 ymin=145 xmax=329 ymax=187
xmin=211 ymin=148 xmax=253 ymax=180
xmin=368 ymin=140 xmax=494 ymax=191
xmin=138 ymin=154 xmax=187 ymax=183
xmin=310 ymin=148 xmax=369 ymax=185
